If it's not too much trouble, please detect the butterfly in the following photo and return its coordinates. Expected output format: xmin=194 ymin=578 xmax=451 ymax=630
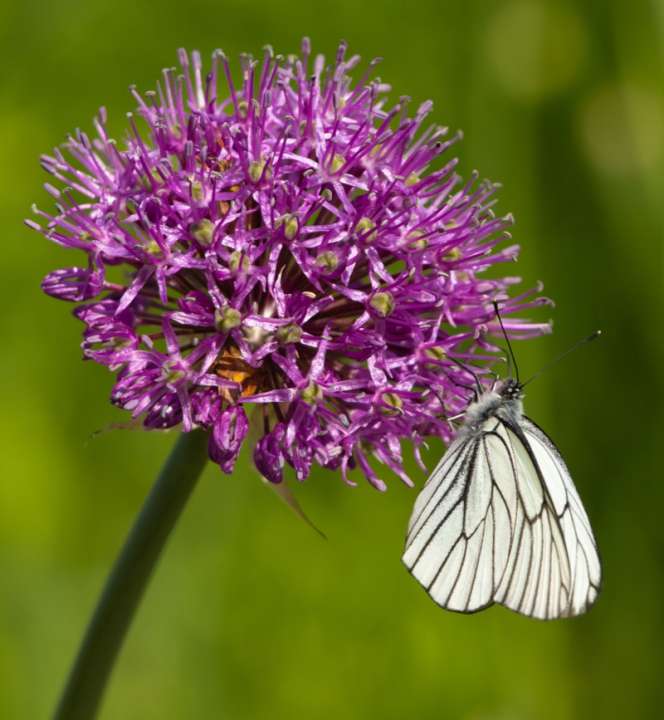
xmin=403 ymin=323 xmax=602 ymax=620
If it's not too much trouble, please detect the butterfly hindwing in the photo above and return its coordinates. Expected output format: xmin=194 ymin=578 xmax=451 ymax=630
xmin=403 ymin=419 xmax=517 ymax=614
xmin=403 ymin=436 xmax=476 ymax=594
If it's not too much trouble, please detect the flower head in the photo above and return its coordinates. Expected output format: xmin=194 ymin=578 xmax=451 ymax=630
xmin=29 ymin=40 xmax=551 ymax=487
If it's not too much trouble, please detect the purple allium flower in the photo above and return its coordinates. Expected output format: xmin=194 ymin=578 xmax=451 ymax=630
xmin=28 ymin=40 xmax=551 ymax=488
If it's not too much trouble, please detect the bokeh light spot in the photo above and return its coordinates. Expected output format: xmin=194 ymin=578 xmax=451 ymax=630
xmin=578 ymin=83 xmax=664 ymax=176
xmin=485 ymin=1 xmax=588 ymax=102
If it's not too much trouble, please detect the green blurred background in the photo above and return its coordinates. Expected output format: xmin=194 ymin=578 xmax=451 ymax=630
xmin=1 ymin=0 xmax=662 ymax=718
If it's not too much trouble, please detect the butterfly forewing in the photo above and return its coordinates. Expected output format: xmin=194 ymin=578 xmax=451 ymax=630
xmin=520 ymin=418 xmax=601 ymax=613
xmin=403 ymin=412 xmax=601 ymax=619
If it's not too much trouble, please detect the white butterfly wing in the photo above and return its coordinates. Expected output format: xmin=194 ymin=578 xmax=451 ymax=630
xmin=515 ymin=417 xmax=601 ymax=615
xmin=403 ymin=417 xmax=601 ymax=619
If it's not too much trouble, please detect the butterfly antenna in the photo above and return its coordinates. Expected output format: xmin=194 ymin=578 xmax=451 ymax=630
xmin=522 ymin=330 xmax=602 ymax=387
xmin=492 ymin=301 xmax=520 ymax=383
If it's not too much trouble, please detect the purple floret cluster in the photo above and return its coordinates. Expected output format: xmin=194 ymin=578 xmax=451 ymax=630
xmin=29 ymin=40 xmax=551 ymax=488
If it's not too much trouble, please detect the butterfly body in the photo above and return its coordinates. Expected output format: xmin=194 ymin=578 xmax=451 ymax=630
xmin=461 ymin=379 xmax=522 ymax=434
xmin=403 ymin=377 xmax=601 ymax=620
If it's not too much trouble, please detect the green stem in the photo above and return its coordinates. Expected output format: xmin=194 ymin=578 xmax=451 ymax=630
xmin=54 ymin=429 xmax=209 ymax=720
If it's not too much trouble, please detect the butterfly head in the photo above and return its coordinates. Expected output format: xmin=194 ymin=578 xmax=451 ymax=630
xmin=496 ymin=377 xmax=524 ymax=402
